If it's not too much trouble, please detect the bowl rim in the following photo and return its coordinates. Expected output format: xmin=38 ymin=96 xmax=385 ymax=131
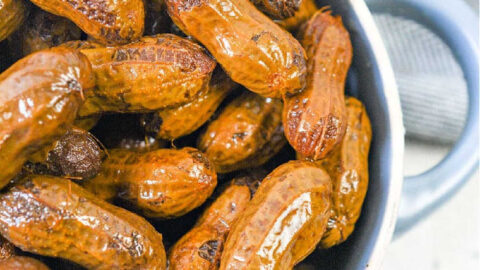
xmin=349 ymin=0 xmax=405 ymax=269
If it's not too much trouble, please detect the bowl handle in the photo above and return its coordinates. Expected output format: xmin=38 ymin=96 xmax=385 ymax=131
xmin=369 ymin=0 xmax=479 ymax=236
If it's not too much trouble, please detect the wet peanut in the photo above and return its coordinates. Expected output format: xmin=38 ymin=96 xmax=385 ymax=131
xmin=0 ymin=0 xmax=27 ymax=42
xmin=84 ymin=147 xmax=217 ymax=218
xmin=29 ymin=0 xmax=144 ymax=45
xmin=276 ymin=0 xmax=318 ymax=32
xmin=142 ymin=70 xmax=237 ymax=140
xmin=198 ymin=91 xmax=286 ymax=173
xmin=0 ymin=236 xmax=15 ymax=261
xmin=166 ymin=0 xmax=307 ymax=98
xmin=220 ymin=161 xmax=332 ymax=269
xmin=0 ymin=47 xmax=95 ymax=189
xmin=0 ymin=256 xmax=50 ymax=270
xmin=8 ymin=7 xmax=81 ymax=59
xmin=169 ymin=183 xmax=251 ymax=270
xmin=25 ymin=127 xmax=105 ymax=181
xmin=0 ymin=175 xmax=167 ymax=269
xmin=75 ymin=34 xmax=216 ymax=117
xmin=317 ymin=97 xmax=372 ymax=248
xmin=251 ymin=0 xmax=301 ymax=20
xmin=283 ymin=10 xmax=352 ymax=160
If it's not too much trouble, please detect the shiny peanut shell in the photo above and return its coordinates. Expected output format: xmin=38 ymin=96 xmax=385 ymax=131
xmin=29 ymin=0 xmax=144 ymax=45
xmin=220 ymin=161 xmax=332 ymax=270
xmin=169 ymin=183 xmax=251 ymax=270
xmin=198 ymin=91 xmax=286 ymax=173
xmin=0 ymin=47 xmax=94 ymax=189
xmin=0 ymin=175 xmax=167 ymax=269
xmin=166 ymin=0 xmax=307 ymax=98
xmin=77 ymin=34 xmax=216 ymax=117
xmin=142 ymin=70 xmax=236 ymax=140
xmin=84 ymin=147 xmax=217 ymax=218
xmin=318 ymin=97 xmax=372 ymax=248
xmin=283 ymin=10 xmax=352 ymax=160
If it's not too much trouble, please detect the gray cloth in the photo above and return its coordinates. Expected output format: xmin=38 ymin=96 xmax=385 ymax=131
xmin=371 ymin=13 xmax=468 ymax=143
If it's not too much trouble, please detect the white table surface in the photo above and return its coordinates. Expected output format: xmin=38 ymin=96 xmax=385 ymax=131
xmin=382 ymin=139 xmax=480 ymax=269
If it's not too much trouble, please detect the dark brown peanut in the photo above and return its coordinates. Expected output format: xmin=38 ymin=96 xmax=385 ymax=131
xmin=29 ymin=0 xmax=145 ymax=45
xmin=275 ymin=0 xmax=318 ymax=32
xmin=251 ymin=0 xmax=301 ymax=20
xmin=165 ymin=0 xmax=307 ymax=98
xmin=198 ymin=91 xmax=286 ymax=173
xmin=220 ymin=161 xmax=332 ymax=269
xmin=318 ymin=97 xmax=372 ymax=248
xmin=0 ymin=47 xmax=95 ymax=189
xmin=84 ymin=147 xmax=217 ymax=218
xmin=283 ymin=10 xmax=352 ymax=160
xmin=0 ymin=175 xmax=167 ymax=269
xmin=26 ymin=127 xmax=105 ymax=181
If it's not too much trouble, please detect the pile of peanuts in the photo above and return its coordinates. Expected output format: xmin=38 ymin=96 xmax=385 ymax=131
xmin=0 ymin=0 xmax=372 ymax=269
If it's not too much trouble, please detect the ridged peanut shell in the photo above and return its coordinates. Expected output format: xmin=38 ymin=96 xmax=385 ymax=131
xmin=169 ymin=183 xmax=251 ymax=270
xmin=220 ymin=161 xmax=332 ymax=270
xmin=198 ymin=91 xmax=286 ymax=173
xmin=165 ymin=0 xmax=307 ymax=98
xmin=0 ymin=175 xmax=167 ymax=269
xmin=77 ymin=34 xmax=216 ymax=117
xmin=283 ymin=10 xmax=352 ymax=160
xmin=84 ymin=147 xmax=217 ymax=218
xmin=142 ymin=70 xmax=236 ymax=140
xmin=0 ymin=47 xmax=94 ymax=189
xmin=29 ymin=0 xmax=144 ymax=45
xmin=318 ymin=97 xmax=372 ymax=248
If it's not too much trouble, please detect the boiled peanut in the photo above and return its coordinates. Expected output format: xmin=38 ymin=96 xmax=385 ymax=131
xmin=198 ymin=91 xmax=286 ymax=173
xmin=169 ymin=183 xmax=251 ymax=270
xmin=8 ymin=7 xmax=81 ymax=59
xmin=29 ymin=0 xmax=144 ymax=45
xmin=0 ymin=47 xmax=94 ymax=189
xmin=276 ymin=0 xmax=318 ymax=32
xmin=25 ymin=127 xmax=105 ymax=181
xmin=283 ymin=10 xmax=352 ymax=160
xmin=84 ymin=147 xmax=217 ymax=218
xmin=142 ymin=69 xmax=237 ymax=140
xmin=0 ymin=175 xmax=167 ymax=269
xmin=317 ymin=97 xmax=372 ymax=248
xmin=0 ymin=0 xmax=27 ymax=42
xmin=251 ymin=0 xmax=300 ymax=20
xmin=220 ymin=161 xmax=332 ymax=269
xmin=165 ymin=0 xmax=307 ymax=98
xmin=75 ymin=34 xmax=216 ymax=117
